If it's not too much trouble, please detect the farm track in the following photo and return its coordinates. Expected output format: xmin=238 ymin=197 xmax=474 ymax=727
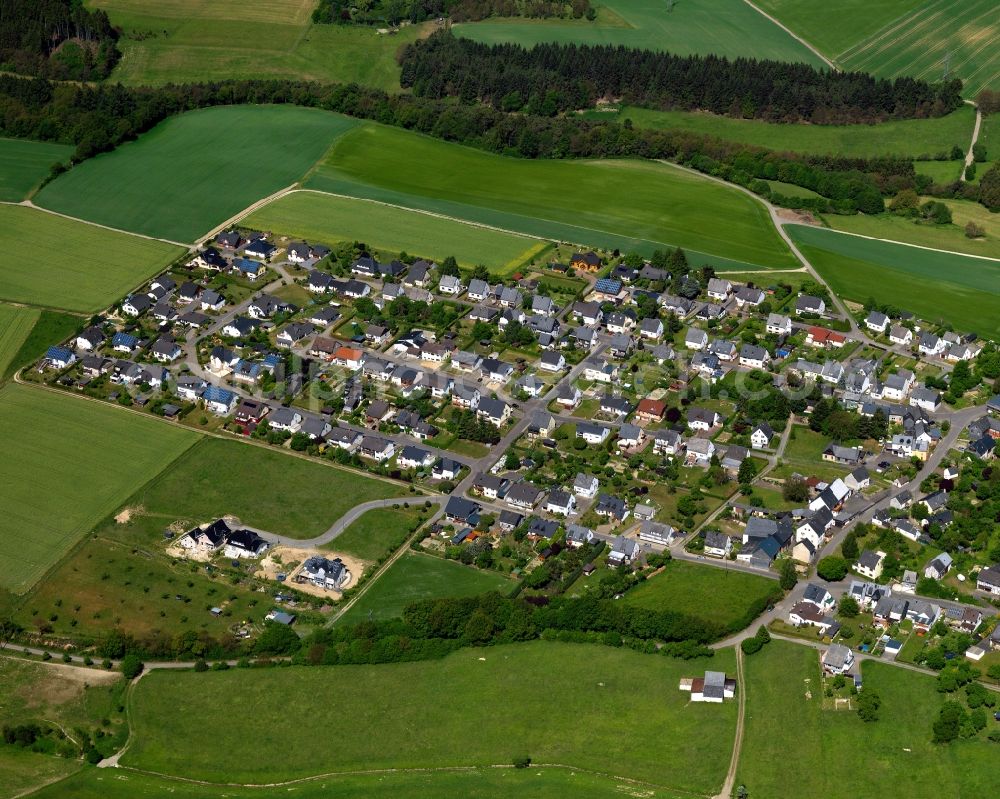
xmin=14 ymin=200 xmax=189 ymax=248
xmin=738 ymin=0 xmax=837 ymax=70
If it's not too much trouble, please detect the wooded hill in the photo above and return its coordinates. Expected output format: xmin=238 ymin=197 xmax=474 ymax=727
xmin=400 ymin=31 xmax=964 ymax=124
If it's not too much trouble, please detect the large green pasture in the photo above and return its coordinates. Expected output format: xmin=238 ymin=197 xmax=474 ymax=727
xmin=824 ymin=206 xmax=1000 ymax=259
xmin=90 ymin=0 xmax=425 ymax=91
xmin=0 ymin=206 xmax=183 ymax=312
xmin=27 ymin=764 xmax=692 ymax=799
xmin=0 ymin=138 xmax=73 ymax=202
xmin=836 ymin=0 xmax=999 ymax=97
xmin=36 ymin=106 xmax=358 ymax=243
xmin=337 ymin=551 xmax=513 ymax=624
xmin=457 ymin=0 xmax=824 ymax=65
xmin=133 ymin=438 xmax=408 ymax=540
xmin=307 ymin=124 xmax=799 ymax=270
xmin=737 ymin=640 xmax=997 ymax=798
xmin=124 ymin=641 xmax=736 ymax=791
xmin=583 ymin=105 xmax=974 ymax=159
xmin=621 ymin=560 xmax=781 ymax=633
xmin=243 ymin=191 xmax=546 ymax=272
xmin=788 ymin=224 xmax=1000 ymax=338
xmin=752 ymin=0 xmax=923 ymax=58
xmin=0 ymin=304 xmax=39 ymax=380
xmin=0 ymin=384 xmax=197 ymax=594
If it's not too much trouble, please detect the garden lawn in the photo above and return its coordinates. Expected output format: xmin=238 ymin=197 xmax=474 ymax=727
xmin=132 ymin=438 xmax=408 ymax=540
xmin=91 ymin=0 xmax=426 ymax=91
xmin=622 ymin=560 xmax=781 ymax=633
xmin=0 ymin=206 xmax=183 ymax=312
xmin=307 ymin=124 xmax=798 ymax=270
xmin=584 ymin=105 xmax=974 ymax=159
xmin=36 ymin=106 xmax=359 ymax=243
xmin=0 ymin=384 xmax=197 ymax=594
xmin=327 ymin=507 xmax=426 ymax=562
xmin=242 ymin=191 xmax=546 ymax=273
xmin=836 ymin=0 xmax=999 ymax=97
xmin=787 ymin=224 xmax=1000 ymax=339
xmin=124 ymin=640 xmax=735 ymax=791
xmin=0 ymin=138 xmax=73 ymax=202
xmin=737 ymin=640 xmax=998 ymax=798
xmin=824 ymin=209 xmax=1000 ymax=259
xmin=457 ymin=0 xmax=823 ymax=65
xmin=0 ymin=304 xmax=39 ymax=380
xmin=26 ymin=763 xmax=694 ymax=799
xmin=337 ymin=551 xmax=513 ymax=624
xmin=751 ymin=0 xmax=923 ymax=58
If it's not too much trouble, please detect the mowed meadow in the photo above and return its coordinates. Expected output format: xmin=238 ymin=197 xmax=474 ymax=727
xmin=0 ymin=384 xmax=197 ymax=594
xmin=0 ymin=138 xmax=73 ymax=202
xmin=36 ymin=106 xmax=359 ymax=243
xmin=787 ymin=224 xmax=1000 ymax=339
xmin=306 ymin=124 xmax=799 ymax=270
xmin=457 ymin=0 xmax=824 ymax=65
xmin=242 ymin=191 xmax=548 ymax=272
xmin=0 ymin=205 xmax=183 ymax=312
xmin=90 ymin=0 xmax=427 ymax=91
xmin=124 ymin=641 xmax=737 ymax=792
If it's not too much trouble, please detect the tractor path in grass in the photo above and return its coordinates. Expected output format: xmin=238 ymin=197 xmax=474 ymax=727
xmin=16 ymin=200 xmax=189 ymax=248
xmin=738 ymin=0 xmax=837 ymax=70
xmin=961 ymin=99 xmax=983 ymax=182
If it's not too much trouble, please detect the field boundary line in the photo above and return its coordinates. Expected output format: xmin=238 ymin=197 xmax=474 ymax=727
xmin=6 ymin=200 xmax=190 ymax=248
xmin=737 ymin=0 xmax=837 ymax=70
xmin=785 ymin=222 xmax=1000 ymax=266
xmin=195 ymin=183 xmax=300 ymax=245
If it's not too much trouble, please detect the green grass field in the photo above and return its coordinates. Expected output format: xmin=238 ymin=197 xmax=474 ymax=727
xmin=0 ymin=206 xmax=183 ymax=312
xmin=621 ymin=560 xmax=780 ymax=632
xmin=752 ymin=0 xmax=923 ymax=58
xmin=824 ymin=207 xmax=1000 ymax=259
xmin=0 ymin=384 xmax=197 ymax=594
xmin=788 ymin=224 xmax=1000 ymax=338
xmin=737 ymin=640 xmax=998 ymax=798
xmin=0 ymin=138 xmax=74 ymax=202
xmin=836 ymin=0 xmax=999 ymax=97
xmin=133 ymin=438 xmax=409 ymax=540
xmin=36 ymin=106 xmax=358 ymax=243
xmin=915 ymin=159 xmax=964 ymax=183
xmin=242 ymin=191 xmax=547 ymax=272
xmin=338 ymin=551 xmax=513 ymax=624
xmin=26 ymin=764 xmax=694 ymax=799
xmin=306 ymin=124 xmax=799 ymax=270
xmin=0 ymin=309 xmax=80 ymax=382
xmin=583 ymin=105 xmax=974 ymax=159
xmin=0 ymin=304 xmax=39 ymax=380
xmin=90 ymin=0 xmax=427 ymax=91
xmin=457 ymin=0 xmax=824 ymax=65
xmin=327 ymin=507 xmax=425 ymax=562
xmin=0 ymin=748 xmax=81 ymax=799
xmin=124 ymin=641 xmax=736 ymax=791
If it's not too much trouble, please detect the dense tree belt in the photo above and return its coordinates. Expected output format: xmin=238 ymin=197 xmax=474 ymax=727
xmin=0 ymin=74 xmax=940 ymax=213
xmin=401 ymin=31 xmax=963 ymax=124
xmin=0 ymin=0 xmax=119 ymax=81
xmin=312 ymin=0 xmax=592 ymax=26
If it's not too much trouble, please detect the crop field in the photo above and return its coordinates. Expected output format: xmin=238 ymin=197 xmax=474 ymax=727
xmin=788 ymin=224 xmax=1000 ymax=339
xmin=737 ymin=640 xmax=997 ymax=798
xmin=306 ymin=124 xmax=799 ymax=270
xmin=125 ymin=641 xmax=736 ymax=791
xmin=0 ymin=138 xmax=74 ymax=202
xmin=0 ymin=310 xmax=80 ymax=382
xmin=90 ymin=0 xmax=426 ymax=91
xmin=0 ymin=304 xmax=39 ymax=380
xmin=622 ymin=560 xmax=781 ymax=632
xmin=824 ymin=206 xmax=1000 ymax=259
xmin=337 ymin=551 xmax=513 ymax=624
xmin=457 ymin=0 xmax=824 ymax=65
xmin=25 ymin=764 xmax=695 ymax=799
xmin=836 ymin=0 xmax=1000 ymax=97
xmin=0 ymin=206 xmax=183 ymax=312
xmin=132 ymin=438 xmax=408 ymax=540
xmin=583 ymin=105 xmax=974 ymax=159
xmin=242 ymin=191 xmax=547 ymax=273
xmin=36 ymin=106 xmax=359 ymax=243
xmin=752 ymin=0 xmax=923 ymax=58
xmin=0 ymin=384 xmax=197 ymax=594
xmin=327 ymin=507 xmax=426 ymax=563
